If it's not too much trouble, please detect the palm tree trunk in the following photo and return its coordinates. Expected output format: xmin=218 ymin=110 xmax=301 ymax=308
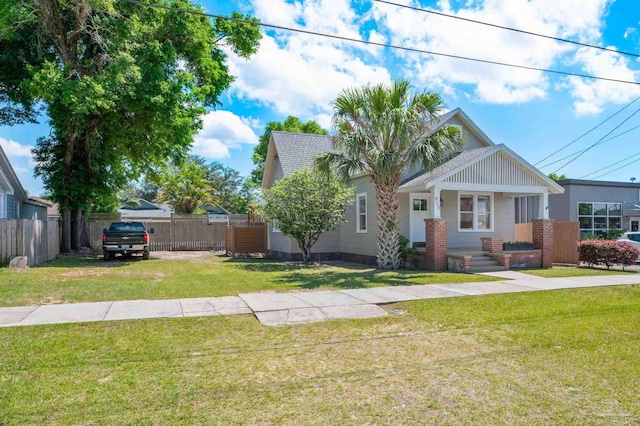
xmin=374 ymin=178 xmax=401 ymax=270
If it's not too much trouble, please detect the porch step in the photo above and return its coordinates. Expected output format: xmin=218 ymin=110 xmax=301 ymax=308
xmin=469 ymin=259 xmax=499 ymax=267
xmin=468 ymin=265 xmax=508 ymax=273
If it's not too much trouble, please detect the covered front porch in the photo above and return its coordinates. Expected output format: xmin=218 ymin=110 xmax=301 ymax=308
xmin=398 ymin=144 xmax=563 ymax=272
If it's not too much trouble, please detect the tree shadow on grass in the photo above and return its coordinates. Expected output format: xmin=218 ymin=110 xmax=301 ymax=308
xmin=36 ymin=254 xmax=158 ymax=269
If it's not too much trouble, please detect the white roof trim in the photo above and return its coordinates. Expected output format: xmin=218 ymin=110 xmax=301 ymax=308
xmin=429 ymin=108 xmax=495 ymax=147
xmin=420 ymin=144 xmax=564 ymax=194
xmin=0 ymin=167 xmax=15 ymax=195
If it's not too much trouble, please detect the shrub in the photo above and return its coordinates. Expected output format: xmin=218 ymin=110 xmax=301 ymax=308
xmin=398 ymin=235 xmax=418 ymax=261
xmin=578 ymin=239 xmax=640 ymax=269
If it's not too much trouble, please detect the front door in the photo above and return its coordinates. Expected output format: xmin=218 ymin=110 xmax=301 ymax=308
xmin=410 ymin=193 xmax=430 ymax=246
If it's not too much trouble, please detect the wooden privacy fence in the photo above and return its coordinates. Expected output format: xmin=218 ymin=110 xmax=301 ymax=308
xmin=514 ymin=222 xmax=533 ymax=242
xmin=87 ymin=213 xmax=227 ymax=251
xmin=226 ymin=224 xmax=267 ymax=256
xmin=553 ymin=221 xmax=579 ymax=264
xmin=0 ymin=219 xmax=60 ymax=266
xmin=513 ymin=221 xmax=580 ymax=264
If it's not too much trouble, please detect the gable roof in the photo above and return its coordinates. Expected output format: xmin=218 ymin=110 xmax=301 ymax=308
xmin=430 ymin=108 xmax=495 ymax=147
xmin=400 ymin=144 xmax=564 ymax=194
xmin=0 ymin=144 xmax=27 ymax=199
xmin=270 ymin=131 xmax=334 ymax=177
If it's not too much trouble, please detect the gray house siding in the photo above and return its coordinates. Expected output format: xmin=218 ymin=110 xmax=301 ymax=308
xmin=340 ymin=176 xmax=378 ymax=258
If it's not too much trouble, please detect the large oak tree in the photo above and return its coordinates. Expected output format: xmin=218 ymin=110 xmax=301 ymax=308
xmin=0 ymin=0 xmax=260 ymax=251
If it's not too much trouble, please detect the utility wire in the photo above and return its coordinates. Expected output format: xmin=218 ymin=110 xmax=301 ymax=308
xmin=591 ymin=155 xmax=640 ymax=179
xmin=534 ymin=96 xmax=640 ymax=166
xmin=580 ymin=151 xmax=640 ymax=178
xmin=373 ymin=0 xmax=640 ymax=59
xmin=538 ymin=123 xmax=640 ymax=169
xmin=117 ymin=0 xmax=640 ymax=87
xmin=551 ymin=106 xmax=640 ymax=173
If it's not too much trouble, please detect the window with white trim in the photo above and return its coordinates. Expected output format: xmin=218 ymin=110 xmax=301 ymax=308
xmin=14 ymin=202 xmax=20 ymax=219
xmin=458 ymin=193 xmax=493 ymax=231
xmin=356 ymin=193 xmax=367 ymax=233
xmin=0 ymin=192 xmax=4 ymax=218
xmin=271 ymin=221 xmax=280 ymax=233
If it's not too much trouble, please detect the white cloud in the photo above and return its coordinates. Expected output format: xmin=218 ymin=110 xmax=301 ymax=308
xmin=226 ymin=0 xmax=392 ymax=122
xmin=564 ymin=47 xmax=640 ymax=116
xmin=0 ymin=137 xmax=33 ymax=158
xmin=191 ymin=110 xmax=259 ymax=159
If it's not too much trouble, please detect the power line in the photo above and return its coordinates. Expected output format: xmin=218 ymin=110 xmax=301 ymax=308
xmin=373 ymin=0 xmax=640 ymax=59
xmin=538 ymin=123 xmax=640 ymax=169
xmin=117 ymin=0 xmax=640 ymax=87
xmin=591 ymin=154 xmax=640 ymax=179
xmin=551 ymin=106 xmax=640 ymax=173
xmin=534 ymin=96 xmax=640 ymax=166
xmin=580 ymin=151 xmax=640 ymax=178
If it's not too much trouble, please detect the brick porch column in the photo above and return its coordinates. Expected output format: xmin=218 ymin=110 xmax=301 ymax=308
xmin=532 ymin=219 xmax=554 ymax=268
xmin=481 ymin=237 xmax=503 ymax=253
xmin=425 ymin=219 xmax=447 ymax=271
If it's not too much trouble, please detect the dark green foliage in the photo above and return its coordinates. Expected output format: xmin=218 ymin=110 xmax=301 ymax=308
xmin=398 ymin=235 xmax=418 ymax=260
xmin=251 ymin=116 xmax=328 ymax=184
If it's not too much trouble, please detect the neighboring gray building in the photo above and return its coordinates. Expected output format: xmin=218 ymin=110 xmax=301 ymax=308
xmin=549 ymin=179 xmax=640 ymax=237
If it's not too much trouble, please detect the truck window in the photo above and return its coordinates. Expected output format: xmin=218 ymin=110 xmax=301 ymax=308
xmin=629 ymin=234 xmax=640 ymax=242
xmin=109 ymin=222 xmax=145 ymax=232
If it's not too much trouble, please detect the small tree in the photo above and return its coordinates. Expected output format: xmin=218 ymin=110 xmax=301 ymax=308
xmin=262 ymin=169 xmax=354 ymax=263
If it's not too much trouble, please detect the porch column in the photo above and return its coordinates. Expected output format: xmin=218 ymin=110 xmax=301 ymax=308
xmin=425 ymin=218 xmax=447 ymax=271
xmin=428 ymin=186 xmax=442 ymax=219
xmin=533 ymin=219 xmax=554 ymax=268
xmin=538 ymin=192 xmax=549 ymax=219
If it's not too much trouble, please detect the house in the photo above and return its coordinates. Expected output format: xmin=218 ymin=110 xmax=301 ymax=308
xmin=261 ymin=108 xmax=564 ymax=272
xmin=549 ymin=179 xmax=640 ymax=237
xmin=203 ymin=200 xmax=230 ymax=221
xmin=118 ymin=199 xmax=173 ymax=219
xmin=0 ymin=145 xmax=48 ymax=220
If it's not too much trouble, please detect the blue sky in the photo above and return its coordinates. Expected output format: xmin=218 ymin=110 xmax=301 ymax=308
xmin=2 ymin=0 xmax=640 ymax=196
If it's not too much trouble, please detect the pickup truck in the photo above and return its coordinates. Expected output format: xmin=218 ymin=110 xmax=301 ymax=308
xmin=102 ymin=222 xmax=154 ymax=261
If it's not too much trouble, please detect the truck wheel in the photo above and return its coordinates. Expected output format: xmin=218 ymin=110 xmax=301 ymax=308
xmin=143 ymin=250 xmax=150 ymax=260
xmin=103 ymin=250 xmax=111 ymax=261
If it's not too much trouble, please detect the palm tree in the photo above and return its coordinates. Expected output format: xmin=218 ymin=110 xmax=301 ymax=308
xmin=315 ymin=79 xmax=463 ymax=270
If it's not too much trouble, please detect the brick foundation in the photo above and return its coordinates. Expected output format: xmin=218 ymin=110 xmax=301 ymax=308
xmin=405 ymin=253 xmax=429 ymax=270
xmin=481 ymin=237 xmax=504 ymax=253
xmin=268 ymin=250 xmax=376 ymax=265
xmin=532 ymin=219 xmax=554 ymax=268
xmin=425 ymin=219 xmax=447 ymax=271
xmin=507 ymin=250 xmax=542 ymax=269
xmin=447 ymin=255 xmax=471 ymax=273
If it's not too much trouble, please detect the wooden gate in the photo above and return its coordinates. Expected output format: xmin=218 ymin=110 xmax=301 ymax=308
xmin=553 ymin=221 xmax=579 ymax=264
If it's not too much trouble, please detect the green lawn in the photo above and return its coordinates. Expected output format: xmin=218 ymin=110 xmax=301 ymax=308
xmin=1 ymin=286 xmax=638 ymax=424
xmin=0 ymin=253 xmax=499 ymax=307
xmin=522 ymin=265 xmax=639 ymax=278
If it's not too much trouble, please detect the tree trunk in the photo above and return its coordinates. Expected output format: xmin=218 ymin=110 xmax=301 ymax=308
xmin=61 ymin=207 xmax=71 ymax=253
xmin=374 ymin=180 xmax=401 ymax=270
xmin=73 ymin=208 xmax=83 ymax=251
xmin=299 ymin=240 xmax=311 ymax=264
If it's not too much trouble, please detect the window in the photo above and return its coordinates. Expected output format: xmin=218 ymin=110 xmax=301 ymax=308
xmin=14 ymin=202 xmax=20 ymax=219
xmin=0 ymin=192 xmax=4 ymax=218
xmin=356 ymin=193 xmax=367 ymax=233
xmin=412 ymin=199 xmax=428 ymax=211
xmin=578 ymin=202 xmax=622 ymax=238
xmin=272 ymin=221 xmax=280 ymax=233
xmin=459 ymin=193 xmax=493 ymax=231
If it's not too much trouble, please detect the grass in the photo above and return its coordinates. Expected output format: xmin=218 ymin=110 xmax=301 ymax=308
xmin=523 ymin=265 xmax=639 ymax=278
xmin=0 ymin=253 xmax=499 ymax=307
xmin=0 ymin=285 xmax=638 ymax=424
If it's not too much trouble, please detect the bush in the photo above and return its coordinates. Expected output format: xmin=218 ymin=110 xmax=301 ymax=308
xmin=578 ymin=239 xmax=640 ymax=269
xmin=398 ymin=235 xmax=418 ymax=260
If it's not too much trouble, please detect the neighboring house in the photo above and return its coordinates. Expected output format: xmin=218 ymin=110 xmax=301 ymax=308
xmin=203 ymin=200 xmax=230 ymax=221
xmin=549 ymin=179 xmax=640 ymax=237
xmin=262 ymin=108 xmax=563 ymax=271
xmin=0 ymin=145 xmax=48 ymax=220
xmin=29 ymin=196 xmax=60 ymax=221
xmin=118 ymin=199 xmax=173 ymax=219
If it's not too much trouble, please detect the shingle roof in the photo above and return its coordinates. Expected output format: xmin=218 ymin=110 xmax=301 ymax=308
xmin=399 ymin=146 xmax=496 ymax=189
xmin=271 ymin=131 xmax=334 ymax=176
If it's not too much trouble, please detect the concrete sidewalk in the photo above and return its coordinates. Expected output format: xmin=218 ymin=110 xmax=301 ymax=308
xmin=1 ymin=273 xmax=638 ymax=327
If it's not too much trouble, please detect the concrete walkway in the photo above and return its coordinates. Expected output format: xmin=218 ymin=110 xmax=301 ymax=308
xmin=1 ymin=273 xmax=639 ymax=327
